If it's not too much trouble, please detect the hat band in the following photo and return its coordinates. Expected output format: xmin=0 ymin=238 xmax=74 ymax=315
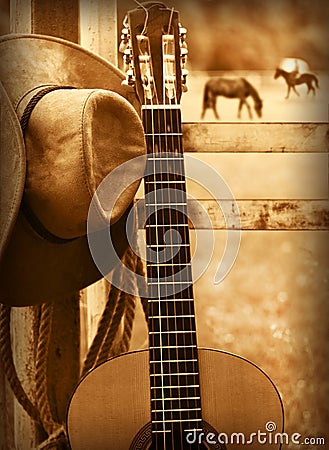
xmin=20 ymin=85 xmax=78 ymax=244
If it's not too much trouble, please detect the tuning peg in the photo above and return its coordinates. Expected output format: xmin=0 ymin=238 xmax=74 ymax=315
xmin=121 ymin=69 xmax=135 ymax=87
xmin=123 ymin=49 xmax=134 ymax=73
xmin=179 ymin=26 xmax=187 ymax=38
xmin=119 ymin=28 xmax=130 ymax=53
xmin=121 ymin=28 xmax=130 ymax=40
xmin=181 ymin=68 xmax=188 ymax=92
xmin=123 ymin=48 xmax=132 ymax=60
xmin=119 ymin=41 xmax=129 ymax=54
xmin=180 ymin=47 xmax=188 ymax=66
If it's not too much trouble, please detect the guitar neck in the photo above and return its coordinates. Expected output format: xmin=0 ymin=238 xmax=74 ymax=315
xmin=124 ymin=2 xmax=204 ymax=440
xmin=143 ymin=105 xmax=194 ymax=324
xmin=143 ymin=105 xmax=203 ymax=434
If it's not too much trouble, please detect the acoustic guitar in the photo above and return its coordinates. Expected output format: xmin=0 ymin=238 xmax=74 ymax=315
xmin=67 ymin=3 xmax=284 ymax=449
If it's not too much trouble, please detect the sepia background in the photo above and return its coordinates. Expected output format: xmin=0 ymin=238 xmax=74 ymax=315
xmin=1 ymin=0 xmax=329 ymax=448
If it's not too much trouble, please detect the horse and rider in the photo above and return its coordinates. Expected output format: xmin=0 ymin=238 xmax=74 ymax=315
xmin=273 ymin=66 xmax=319 ymax=99
xmin=201 ymin=60 xmax=319 ymax=120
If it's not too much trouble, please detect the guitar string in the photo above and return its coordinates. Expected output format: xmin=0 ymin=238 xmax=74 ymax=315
xmin=173 ymin=106 xmax=185 ymax=450
xmin=167 ymin=53 xmax=185 ymax=446
xmin=151 ymin=106 xmax=165 ymax=447
xmin=172 ymin=51 xmax=203 ymax=449
xmin=162 ymin=36 xmax=174 ymax=449
xmin=165 ymin=107 xmax=175 ymax=450
xmin=165 ymin=47 xmax=191 ymax=447
xmin=158 ymin=102 xmax=171 ymax=448
xmin=173 ymin=89 xmax=190 ymax=449
xmin=162 ymin=33 xmax=179 ymax=448
xmin=141 ymin=36 xmax=166 ymax=448
xmin=176 ymin=106 xmax=198 ymax=446
xmin=169 ymin=80 xmax=183 ymax=449
xmin=168 ymin=37 xmax=189 ymax=449
xmin=164 ymin=29 xmax=198 ymax=448
xmin=163 ymin=62 xmax=177 ymax=449
xmin=155 ymin=77 xmax=167 ymax=450
xmin=173 ymin=97 xmax=183 ymax=449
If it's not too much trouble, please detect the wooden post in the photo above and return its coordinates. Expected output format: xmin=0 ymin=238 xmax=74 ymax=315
xmin=10 ymin=0 xmax=79 ymax=41
xmin=6 ymin=1 xmax=82 ymax=448
xmin=80 ymin=0 xmax=118 ymax=64
xmin=78 ymin=0 xmax=122 ymax=365
xmin=0 ymin=355 xmax=15 ymax=448
xmin=11 ymin=308 xmax=39 ymax=449
xmin=10 ymin=0 xmax=32 ymax=33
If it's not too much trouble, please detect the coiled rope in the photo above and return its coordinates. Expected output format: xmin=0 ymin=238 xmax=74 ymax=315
xmin=0 ymin=240 xmax=147 ymax=449
xmin=0 ymin=305 xmax=41 ymax=423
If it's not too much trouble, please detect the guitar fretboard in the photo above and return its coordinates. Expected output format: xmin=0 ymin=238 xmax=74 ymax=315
xmin=143 ymin=107 xmax=203 ymax=439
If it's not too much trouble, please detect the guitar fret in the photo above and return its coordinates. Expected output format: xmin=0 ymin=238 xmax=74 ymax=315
xmin=142 ymin=104 xmax=180 ymax=110
xmin=149 ymin=314 xmax=194 ymax=318
xmin=185 ymin=428 xmax=204 ymax=432
xmin=152 ymin=418 xmax=202 ymax=423
xmin=148 ymin=281 xmax=191 ymax=286
xmin=149 ymin=331 xmax=196 ymax=335
xmin=151 ymin=396 xmax=201 ymax=401
xmin=150 ymin=359 xmax=197 ymax=363
xmin=148 ymin=297 xmax=193 ymax=300
xmin=145 ymin=202 xmax=186 ymax=206
xmin=148 ymin=244 xmax=189 ymax=248
xmin=152 ymin=428 xmax=204 ymax=434
xmin=149 ymin=345 xmax=197 ymax=349
xmin=152 ymin=428 xmax=204 ymax=433
xmin=152 ymin=407 xmax=201 ymax=413
xmin=152 ymin=430 xmax=172 ymax=434
xmin=150 ymin=372 xmax=198 ymax=376
xmin=145 ymin=180 xmax=185 ymax=184
xmin=151 ymin=385 xmax=199 ymax=388
xmin=146 ymin=225 xmax=189 ymax=228
xmin=149 ymin=263 xmax=191 ymax=266
xmin=147 ymin=153 xmax=183 ymax=156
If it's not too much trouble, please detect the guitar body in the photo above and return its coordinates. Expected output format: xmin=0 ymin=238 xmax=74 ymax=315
xmin=67 ymin=348 xmax=283 ymax=450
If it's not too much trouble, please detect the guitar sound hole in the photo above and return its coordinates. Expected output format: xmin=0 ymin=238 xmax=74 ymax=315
xmin=129 ymin=421 xmax=226 ymax=450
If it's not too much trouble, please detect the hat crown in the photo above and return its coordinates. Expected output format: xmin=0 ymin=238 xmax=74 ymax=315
xmin=0 ymin=34 xmax=146 ymax=306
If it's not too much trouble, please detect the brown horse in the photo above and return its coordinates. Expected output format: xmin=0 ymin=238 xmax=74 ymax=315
xmin=201 ymin=77 xmax=263 ymax=120
xmin=274 ymin=67 xmax=319 ymax=99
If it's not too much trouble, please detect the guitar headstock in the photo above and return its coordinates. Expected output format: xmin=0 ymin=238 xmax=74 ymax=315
xmin=120 ymin=2 xmax=188 ymax=106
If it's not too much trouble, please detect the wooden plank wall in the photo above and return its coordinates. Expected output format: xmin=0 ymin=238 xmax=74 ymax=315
xmin=1 ymin=1 xmax=328 ymax=449
xmin=7 ymin=3 xmax=82 ymax=448
xmin=136 ymin=122 xmax=328 ymax=231
xmin=182 ymin=122 xmax=329 ymax=231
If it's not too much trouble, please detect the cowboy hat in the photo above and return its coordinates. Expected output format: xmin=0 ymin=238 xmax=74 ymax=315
xmin=0 ymin=34 xmax=146 ymax=307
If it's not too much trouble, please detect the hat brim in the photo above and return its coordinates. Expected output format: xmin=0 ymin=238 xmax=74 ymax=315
xmin=0 ymin=210 xmax=129 ymax=306
xmin=0 ymin=34 xmax=141 ymax=306
xmin=0 ymin=34 xmax=139 ymax=112
xmin=0 ymin=81 xmax=26 ymax=260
